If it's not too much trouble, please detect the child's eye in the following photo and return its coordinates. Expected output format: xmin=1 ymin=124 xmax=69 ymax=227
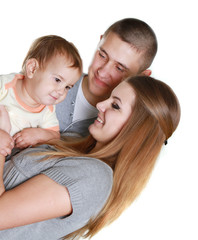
xmin=55 ymin=78 xmax=61 ymax=82
xmin=112 ymin=103 xmax=120 ymax=110
xmin=65 ymin=86 xmax=71 ymax=90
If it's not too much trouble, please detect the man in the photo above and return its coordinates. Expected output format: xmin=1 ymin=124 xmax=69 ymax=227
xmin=56 ymin=18 xmax=157 ymax=136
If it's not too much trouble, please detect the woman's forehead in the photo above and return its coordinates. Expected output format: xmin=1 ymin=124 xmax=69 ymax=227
xmin=112 ymin=81 xmax=136 ymax=105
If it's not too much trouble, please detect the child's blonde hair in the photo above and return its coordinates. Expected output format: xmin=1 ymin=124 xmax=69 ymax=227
xmin=22 ymin=35 xmax=82 ymax=73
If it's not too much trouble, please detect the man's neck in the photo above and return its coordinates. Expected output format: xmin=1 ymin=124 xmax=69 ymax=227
xmin=82 ymin=75 xmax=107 ymax=107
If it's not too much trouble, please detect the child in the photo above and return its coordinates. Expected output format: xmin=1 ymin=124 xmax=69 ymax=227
xmin=0 ymin=35 xmax=82 ymax=156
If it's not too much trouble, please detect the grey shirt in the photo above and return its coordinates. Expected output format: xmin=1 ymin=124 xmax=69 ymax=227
xmin=1 ymin=145 xmax=113 ymax=240
xmin=56 ymin=74 xmax=97 ymax=137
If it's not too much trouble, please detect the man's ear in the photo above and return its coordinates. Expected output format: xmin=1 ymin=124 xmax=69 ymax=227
xmin=25 ymin=58 xmax=39 ymax=78
xmin=140 ymin=69 xmax=152 ymax=76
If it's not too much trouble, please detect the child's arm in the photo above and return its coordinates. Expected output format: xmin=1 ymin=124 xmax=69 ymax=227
xmin=0 ymin=130 xmax=14 ymax=156
xmin=0 ymin=105 xmax=14 ymax=156
xmin=13 ymin=128 xmax=60 ymax=149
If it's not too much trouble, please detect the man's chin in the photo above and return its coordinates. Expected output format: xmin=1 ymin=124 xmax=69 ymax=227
xmin=90 ymin=85 xmax=109 ymax=97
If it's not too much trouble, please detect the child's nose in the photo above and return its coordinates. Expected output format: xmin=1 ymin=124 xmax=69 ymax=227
xmin=57 ymin=87 xmax=65 ymax=95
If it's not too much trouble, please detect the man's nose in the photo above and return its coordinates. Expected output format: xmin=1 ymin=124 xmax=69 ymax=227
xmin=97 ymin=61 xmax=112 ymax=78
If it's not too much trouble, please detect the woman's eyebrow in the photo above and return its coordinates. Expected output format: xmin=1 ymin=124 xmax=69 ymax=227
xmin=112 ymin=96 xmax=122 ymax=104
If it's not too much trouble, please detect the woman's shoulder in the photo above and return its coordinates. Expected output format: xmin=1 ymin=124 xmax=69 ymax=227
xmin=46 ymin=156 xmax=113 ymax=233
xmin=44 ymin=155 xmax=113 ymax=216
xmin=46 ymin=155 xmax=113 ymax=196
xmin=10 ymin=144 xmax=113 ymax=202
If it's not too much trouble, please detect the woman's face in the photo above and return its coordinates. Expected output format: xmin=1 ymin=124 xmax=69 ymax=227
xmin=89 ymin=81 xmax=136 ymax=148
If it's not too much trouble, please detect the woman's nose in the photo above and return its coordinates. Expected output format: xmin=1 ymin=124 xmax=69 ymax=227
xmin=96 ymin=99 xmax=109 ymax=113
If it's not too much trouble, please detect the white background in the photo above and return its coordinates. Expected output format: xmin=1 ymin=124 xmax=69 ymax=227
xmin=0 ymin=1 xmax=197 ymax=239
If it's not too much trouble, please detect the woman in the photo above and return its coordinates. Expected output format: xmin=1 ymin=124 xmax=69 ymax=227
xmin=0 ymin=76 xmax=180 ymax=239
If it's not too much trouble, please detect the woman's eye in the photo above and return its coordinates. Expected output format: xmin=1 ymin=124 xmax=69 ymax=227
xmin=112 ymin=103 xmax=120 ymax=110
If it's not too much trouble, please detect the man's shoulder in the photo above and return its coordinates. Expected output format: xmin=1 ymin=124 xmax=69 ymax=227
xmin=63 ymin=73 xmax=86 ymax=101
xmin=66 ymin=117 xmax=96 ymax=137
xmin=72 ymin=73 xmax=86 ymax=90
xmin=55 ymin=74 xmax=87 ymax=132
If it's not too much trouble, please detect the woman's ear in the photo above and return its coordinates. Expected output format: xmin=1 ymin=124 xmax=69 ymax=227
xmin=25 ymin=58 xmax=39 ymax=78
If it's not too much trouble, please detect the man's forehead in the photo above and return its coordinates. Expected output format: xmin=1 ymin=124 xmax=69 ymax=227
xmin=99 ymin=33 xmax=141 ymax=74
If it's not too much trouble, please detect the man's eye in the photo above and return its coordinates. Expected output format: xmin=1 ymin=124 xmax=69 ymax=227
xmin=116 ymin=66 xmax=124 ymax=72
xmin=98 ymin=50 xmax=106 ymax=59
xmin=112 ymin=103 xmax=120 ymax=110
xmin=99 ymin=52 xmax=105 ymax=58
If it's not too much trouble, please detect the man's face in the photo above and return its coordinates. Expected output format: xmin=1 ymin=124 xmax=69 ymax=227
xmin=87 ymin=32 xmax=142 ymax=99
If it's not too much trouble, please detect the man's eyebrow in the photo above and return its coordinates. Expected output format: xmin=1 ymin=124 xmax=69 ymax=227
xmin=99 ymin=47 xmax=107 ymax=55
xmin=118 ymin=62 xmax=129 ymax=71
xmin=112 ymin=96 xmax=122 ymax=104
xmin=99 ymin=47 xmax=129 ymax=71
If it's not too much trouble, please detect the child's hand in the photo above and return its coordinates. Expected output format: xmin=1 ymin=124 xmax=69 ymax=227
xmin=13 ymin=128 xmax=60 ymax=149
xmin=13 ymin=128 xmax=38 ymax=149
xmin=0 ymin=129 xmax=14 ymax=156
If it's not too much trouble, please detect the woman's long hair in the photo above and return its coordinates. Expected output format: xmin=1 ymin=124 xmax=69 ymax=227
xmin=47 ymin=76 xmax=180 ymax=239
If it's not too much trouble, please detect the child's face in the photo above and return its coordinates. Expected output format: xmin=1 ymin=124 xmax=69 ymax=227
xmin=27 ymin=54 xmax=81 ymax=106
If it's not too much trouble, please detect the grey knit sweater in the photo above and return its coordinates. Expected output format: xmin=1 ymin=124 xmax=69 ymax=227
xmin=1 ymin=145 xmax=113 ymax=240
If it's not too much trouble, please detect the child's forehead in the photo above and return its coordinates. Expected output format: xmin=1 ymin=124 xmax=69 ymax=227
xmin=42 ymin=53 xmax=72 ymax=67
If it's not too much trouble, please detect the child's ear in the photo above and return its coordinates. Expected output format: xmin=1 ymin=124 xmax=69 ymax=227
xmin=26 ymin=58 xmax=39 ymax=78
